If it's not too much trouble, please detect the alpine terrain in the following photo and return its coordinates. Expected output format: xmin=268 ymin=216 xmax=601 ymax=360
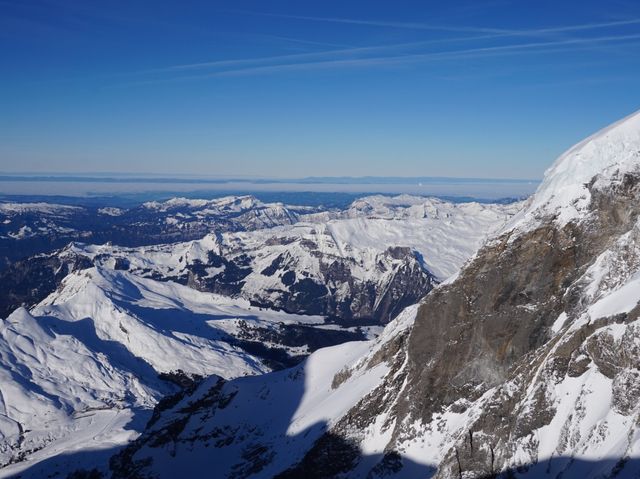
xmin=5 ymin=1 xmax=638 ymax=477
xmin=97 ymin=111 xmax=640 ymax=479
xmin=0 ymin=194 xmax=516 ymax=477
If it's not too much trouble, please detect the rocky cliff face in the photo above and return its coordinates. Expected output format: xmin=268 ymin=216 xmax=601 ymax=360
xmin=102 ymin=110 xmax=640 ymax=479
xmin=394 ymin=169 xmax=640 ymax=477
xmin=334 ymin=110 xmax=640 ymax=477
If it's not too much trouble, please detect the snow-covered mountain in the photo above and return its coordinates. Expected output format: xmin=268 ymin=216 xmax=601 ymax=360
xmin=0 ymin=196 xmax=316 ymax=245
xmin=0 ymin=197 xmax=517 ymax=324
xmin=141 ymin=195 xmax=315 ymax=229
xmin=109 ymin=306 xmax=421 ymax=479
xmin=0 ymin=193 xmax=517 ymax=476
xmin=103 ymin=110 xmax=640 ymax=478
xmin=0 ymin=195 xmax=325 ymax=273
xmin=0 ymin=202 xmax=83 ymax=240
xmin=0 ymin=266 xmax=366 ymax=476
xmin=0 ymin=202 xmax=92 ymax=270
xmin=94 ymin=195 xmax=519 ymax=284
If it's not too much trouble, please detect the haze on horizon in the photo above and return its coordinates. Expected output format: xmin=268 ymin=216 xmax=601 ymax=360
xmin=1 ymin=0 xmax=640 ymax=180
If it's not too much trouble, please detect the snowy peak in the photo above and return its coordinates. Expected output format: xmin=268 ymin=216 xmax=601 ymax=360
xmin=0 ymin=195 xmax=517 ymax=325
xmin=53 ymin=195 xmax=516 ymax=323
xmin=508 ymin=109 xmax=640 ymax=232
xmin=0 ymin=263 xmax=362 ymax=472
xmin=0 ymin=193 xmax=523 ymax=476
xmin=343 ymin=194 xmax=518 ymax=222
xmin=142 ymin=195 xmax=261 ymax=212
xmin=139 ymin=195 xmax=319 ymax=230
xmin=141 ymin=194 xmax=309 ymax=217
xmin=33 ymin=266 xmax=270 ymax=379
xmin=0 ymin=202 xmax=83 ymax=216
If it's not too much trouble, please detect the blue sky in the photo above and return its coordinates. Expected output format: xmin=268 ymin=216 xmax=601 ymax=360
xmin=1 ymin=0 xmax=639 ymax=180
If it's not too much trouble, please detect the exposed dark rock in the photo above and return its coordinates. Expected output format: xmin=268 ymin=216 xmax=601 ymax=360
xmin=0 ymin=249 xmax=93 ymax=318
xmin=66 ymin=469 xmax=104 ymax=479
xmin=378 ymin=171 xmax=640 ymax=476
xmin=281 ymin=270 xmax=296 ymax=286
xmin=402 ymin=172 xmax=640 ymax=426
xmin=274 ymin=433 xmax=361 ymax=479
xmin=261 ymin=254 xmax=284 ymax=276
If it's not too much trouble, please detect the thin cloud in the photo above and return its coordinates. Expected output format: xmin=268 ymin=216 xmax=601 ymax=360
xmin=256 ymin=33 xmax=355 ymax=49
xmin=114 ymin=14 xmax=640 ymax=86
xmin=144 ymin=16 xmax=640 ymax=75
xmin=237 ymin=11 xmax=640 ymax=36
xmin=123 ymin=33 xmax=640 ymax=85
xmin=207 ymin=34 xmax=640 ymax=77
xmin=137 ymin=36 xmax=499 ymax=75
xmin=232 ymin=11 xmax=510 ymax=34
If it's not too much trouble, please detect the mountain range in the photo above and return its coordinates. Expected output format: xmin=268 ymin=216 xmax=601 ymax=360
xmin=1 ymin=110 xmax=640 ymax=478
xmin=103 ymin=110 xmax=640 ymax=479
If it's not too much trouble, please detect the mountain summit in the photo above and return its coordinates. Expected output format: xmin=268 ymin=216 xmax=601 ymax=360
xmin=508 ymin=108 xmax=640 ymax=233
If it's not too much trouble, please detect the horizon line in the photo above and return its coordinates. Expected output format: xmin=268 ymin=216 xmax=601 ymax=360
xmin=0 ymin=173 xmax=542 ymax=184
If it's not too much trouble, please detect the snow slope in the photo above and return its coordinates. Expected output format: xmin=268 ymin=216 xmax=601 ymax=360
xmin=33 ymin=267 xmax=276 ymax=378
xmin=0 ymin=267 xmax=329 ymax=475
xmin=0 ymin=306 xmax=157 ymax=471
xmin=108 ymin=306 xmax=419 ymax=479
xmin=326 ymin=197 xmax=515 ymax=279
xmin=506 ymin=108 xmax=640 ymax=234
